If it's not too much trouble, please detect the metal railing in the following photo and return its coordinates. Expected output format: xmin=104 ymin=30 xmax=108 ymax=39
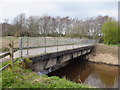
xmin=19 ymin=37 xmax=96 ymax=61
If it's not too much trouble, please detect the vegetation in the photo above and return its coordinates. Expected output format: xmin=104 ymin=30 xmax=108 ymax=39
xmin=1 ymin=13 xmax=110 ymax=40
xmin=105 ymin=44 xmax=120 ymax=47
xmin=2 ymin=13 xmax=119 ymax=45
xmin=2 ymin=58 xmax=19 ymax=68
xmin=2 ymin=61 xmax=9 ymax=67
xmin=102 ymin=18 xmax=119 ymax=44
xmin=0 ymin=47 xmax=9 ymax=52
xmin=2 ymin=58 xmax=90 ymax=88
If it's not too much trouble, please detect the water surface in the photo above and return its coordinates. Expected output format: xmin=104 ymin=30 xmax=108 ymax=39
xmin=48 ymin=59 xmax=120 ymax=88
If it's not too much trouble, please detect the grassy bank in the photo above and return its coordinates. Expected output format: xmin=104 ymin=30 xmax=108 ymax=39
xmin=2 ymin=58 xmax=90 ymax=88
xmin=105 ymin=43 xmax=120 ymax=47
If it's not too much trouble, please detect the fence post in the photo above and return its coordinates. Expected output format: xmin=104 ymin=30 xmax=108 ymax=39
xmin=44 ymin=37 xmax=46 ymax=53
xmin=9 ymin=40 xmax=14 ymax=73
xmin=27 ymin=37 xmax=29 ymax=55
xmin=57 ymin=37 xmax=58 ymax=52
xmin=20 ymin=37 xmax=23 ymax=62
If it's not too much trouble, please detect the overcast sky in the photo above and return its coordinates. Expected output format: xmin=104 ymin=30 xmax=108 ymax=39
xmin=0 ymin=0 xmax=119 ymax=23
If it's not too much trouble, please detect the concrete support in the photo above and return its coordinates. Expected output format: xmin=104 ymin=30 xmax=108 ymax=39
xmin=45 ymin=58 xmax=56 ymax=69
xmin=34 ymin=61 xmax=44 ymax=71
xmin=61 ymin=54 xmax=72 ymax=63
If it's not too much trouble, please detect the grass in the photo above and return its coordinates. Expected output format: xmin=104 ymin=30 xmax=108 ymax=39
xmin=104 ymin=43 xmax=120 ymax=47
xmin=2 ymin=61 xmax=9 ymax=67
xmin=2 ymin=58 xmax=20 ymax=68
xmin=1 ymin=58 xmax=91 ymax=88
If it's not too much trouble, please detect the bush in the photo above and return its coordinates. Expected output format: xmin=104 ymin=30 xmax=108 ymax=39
xmin=99 ymin=36 xmax=104 ymax=43
xmin=102 ymin=18 xmax=119 ymax=44
xmin=20 ymin=31 xmax=30 ymax=37
xmin=14 ymin=32 xmax=20 ymax=37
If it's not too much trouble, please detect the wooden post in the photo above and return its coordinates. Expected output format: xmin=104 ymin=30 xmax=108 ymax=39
xmin=9 ymin=40 xmax=14 ymax=73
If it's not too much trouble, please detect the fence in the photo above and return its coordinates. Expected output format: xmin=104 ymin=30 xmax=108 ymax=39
xmin=19 ymin=37 xmax=96 ymax=61
xmin=0 ymin=40 xmax=15 ymax=73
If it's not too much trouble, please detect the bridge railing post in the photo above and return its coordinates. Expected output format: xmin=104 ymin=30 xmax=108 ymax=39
xmin=26 ymin=37 xmax=29 ymax=55
xmin=78 ymin=38 xmax=79 ymax=47
xmin=44 ymin=37 xmax=46 ymax=53
xmin=72 ymin=38 xmax=74 ymax=48
xmin=19 ymin=37 xmax=23 ymax=62
xmin=57 ymin=37 xmax=58 ymax=52
xmin=66 ymin=38 xmax=67 ymax=49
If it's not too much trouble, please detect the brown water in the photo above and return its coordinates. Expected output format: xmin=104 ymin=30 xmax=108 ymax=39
xmin=48 ymin=59 xmax=120 ymax=88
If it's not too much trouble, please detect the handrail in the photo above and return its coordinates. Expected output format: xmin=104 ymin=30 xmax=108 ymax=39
xmin=0 ymin=49 xmax=18 ymax=59
xmin=0 ymin=59 xmax=18 ymax=73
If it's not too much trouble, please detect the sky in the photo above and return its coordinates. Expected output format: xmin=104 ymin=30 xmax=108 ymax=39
xmin=0 ymin=0 xmax=119 ymax=23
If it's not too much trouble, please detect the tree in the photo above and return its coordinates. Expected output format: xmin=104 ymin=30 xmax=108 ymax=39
xmin=102 ymin=18 xmax=119 ymax=44
xmin=2 ymin=13 xmax=110 ymax=38
xmin=13 ymin=13 xmax=26 ymax=37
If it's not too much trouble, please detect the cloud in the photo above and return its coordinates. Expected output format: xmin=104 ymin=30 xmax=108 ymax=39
xmin=52 ymin=2 xmax=118 ymax=19
xmin=90 ymin=9 xmax=118 ymax=19
xmin=0 ymin=1 xmax=118 ymax=23
xmin=0 ymin=2 xmax=61 ymax=22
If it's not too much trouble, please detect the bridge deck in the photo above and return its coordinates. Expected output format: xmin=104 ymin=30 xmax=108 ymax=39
xmin=0 ymin=44 xmax=93 ymax=62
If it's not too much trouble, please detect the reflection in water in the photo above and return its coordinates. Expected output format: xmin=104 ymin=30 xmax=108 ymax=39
xmin=48 ymin=59 xmax=120 ymax=88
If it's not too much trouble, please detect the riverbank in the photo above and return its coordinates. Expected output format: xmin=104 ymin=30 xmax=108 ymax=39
xmin=1 ymin=58 xmax=90 ymax=88
xmin=89 ymin=43 xmax=119 ymax=66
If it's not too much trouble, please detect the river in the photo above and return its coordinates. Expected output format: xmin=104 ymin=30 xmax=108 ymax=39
xmin=47 ymin=58 xmax=120 ymax=88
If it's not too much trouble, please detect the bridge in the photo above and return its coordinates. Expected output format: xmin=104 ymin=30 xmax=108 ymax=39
xmin=18 ymin=37 xmax=95 ymax=75
xmin=1 ymin=37 xmax=95 ymax=74
xmin=28 ymin=45 xmax=94 ymax=74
